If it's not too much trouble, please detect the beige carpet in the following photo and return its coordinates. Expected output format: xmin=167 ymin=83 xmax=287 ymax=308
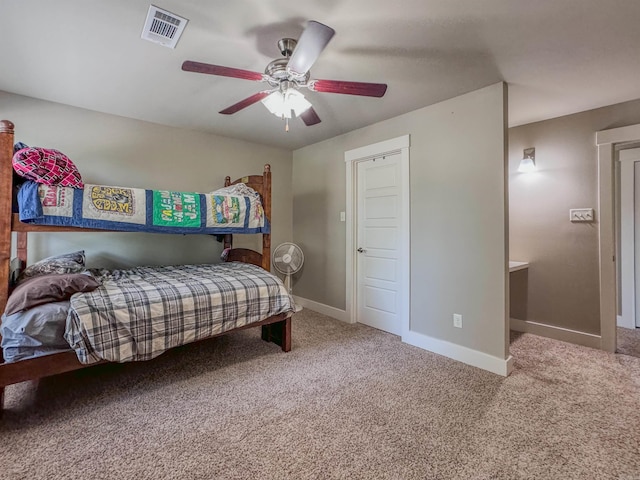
xmin=2 ymin=309 xmax=640 ymax=480
xmin=617 ymin=326 xmax=640 ymax=358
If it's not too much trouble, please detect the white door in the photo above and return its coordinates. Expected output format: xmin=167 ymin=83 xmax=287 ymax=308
xmin=356 ymin=153 xmax=402 ymax=335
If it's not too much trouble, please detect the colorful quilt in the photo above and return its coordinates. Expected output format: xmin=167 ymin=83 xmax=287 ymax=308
xmin=17 ymin=181 xmax=268 ymax=234
xmin=65 ymin=262 xmax=294 ymax=364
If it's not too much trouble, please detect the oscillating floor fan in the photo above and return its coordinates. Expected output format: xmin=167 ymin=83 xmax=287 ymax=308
xmin=273 ymin=242 xmax=304 ymax=312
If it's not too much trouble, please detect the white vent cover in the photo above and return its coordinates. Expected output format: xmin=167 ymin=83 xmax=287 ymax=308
xmin=141 ymin=5 xmax=188 ymax=49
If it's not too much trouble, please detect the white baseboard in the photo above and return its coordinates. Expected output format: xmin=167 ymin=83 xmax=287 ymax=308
xmin=293 ymin=296 xmax=349 ymax=323
xmin=510 ymin=318 xmax=601 ymax=349
xmin=402 ymin=330 xmax=513 ymax=377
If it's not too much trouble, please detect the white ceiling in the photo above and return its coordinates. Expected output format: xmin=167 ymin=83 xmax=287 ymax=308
xmin=1 ymin=0 xmax=640 ymax=150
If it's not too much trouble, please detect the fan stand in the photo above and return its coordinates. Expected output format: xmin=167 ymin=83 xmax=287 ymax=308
xmin=284 ymin=272 xmax=292 ymax=294
xmin=284 ymin=272 xmax=303 ymax=313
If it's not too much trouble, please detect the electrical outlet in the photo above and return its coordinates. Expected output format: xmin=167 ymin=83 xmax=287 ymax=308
xmin=453 ymin=313 xmax=463 ymax=328
xmin=570 ymin=208 xmax=594 ymax=223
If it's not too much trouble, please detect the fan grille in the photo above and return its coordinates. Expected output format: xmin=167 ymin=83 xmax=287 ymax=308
xmin=273 ymin=242 xmax=304 ymax=275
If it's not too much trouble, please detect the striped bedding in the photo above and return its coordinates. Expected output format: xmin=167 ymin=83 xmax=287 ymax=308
xmin=65 ymin=262 xmax=294 ymax=364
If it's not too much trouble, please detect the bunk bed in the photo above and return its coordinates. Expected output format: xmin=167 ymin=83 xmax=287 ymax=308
xmin=0 ymin=119 xmax=294 ymax=411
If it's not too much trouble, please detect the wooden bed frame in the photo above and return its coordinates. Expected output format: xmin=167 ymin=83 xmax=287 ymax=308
xmin=0 ymin=119 xmax=292 ymax=411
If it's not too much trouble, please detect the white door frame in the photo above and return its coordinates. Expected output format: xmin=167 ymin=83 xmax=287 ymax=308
xmin=596 ymin=123 xmax=640 ymax=351
xmin=618 ymin=148 xmax=640 ymax=329
xmin=345 ymin=135 xmax=410 ymax=335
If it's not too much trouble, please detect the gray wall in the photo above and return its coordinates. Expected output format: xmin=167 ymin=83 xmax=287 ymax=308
xmin=509 ymin=97 xmax=640 ymax=335
xmin=293 ymin=83 xmax=508 ymax=360
xmin=1 ymin=91 xmax=292 ymax=269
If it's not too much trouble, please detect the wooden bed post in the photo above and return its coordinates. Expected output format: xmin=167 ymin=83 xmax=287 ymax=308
xmin=223 ymin=175 xmax=232 ymax=251
xmin=262 ymin=164 xmax=271 ymax=272
xmin=0 ymin=120 xmax=14 ymax=408
xmin=0 ymin=120 xmax=14 ymax=319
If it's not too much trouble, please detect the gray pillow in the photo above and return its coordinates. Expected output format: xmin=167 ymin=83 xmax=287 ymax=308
xmin=1 ymin=301 xmax=71 ymax=349
xmin=18 ymin=250 xmax=86 ymax=283
xmin=5 ymin=273 xmax=100 ymax=316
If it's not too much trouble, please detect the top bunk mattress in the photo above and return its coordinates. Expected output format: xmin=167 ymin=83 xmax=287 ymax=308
xmin=16 ymin=181 xmax=269 ymax=234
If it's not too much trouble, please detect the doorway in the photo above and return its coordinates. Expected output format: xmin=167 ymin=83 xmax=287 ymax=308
xmin=618 ymin=148 xmax=640 ymax=330
xmin=596 ymin=123 xmax=640 ymax=353
xmin=344 ymin=135 xmax=410 ymax=336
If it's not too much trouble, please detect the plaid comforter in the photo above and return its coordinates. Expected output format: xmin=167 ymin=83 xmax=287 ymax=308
xmin=65 ymin=262 xmax=294 ymax=364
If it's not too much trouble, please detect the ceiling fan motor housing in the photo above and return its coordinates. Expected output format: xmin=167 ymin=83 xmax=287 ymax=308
xmin=265 ymin=39 xmax=310 ymax=86
xmin=278 ymin=38 xmax=297 ymax=57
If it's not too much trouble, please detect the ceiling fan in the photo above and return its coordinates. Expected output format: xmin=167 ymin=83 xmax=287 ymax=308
xmin=181 ymin=20 xmax=387 ymax=130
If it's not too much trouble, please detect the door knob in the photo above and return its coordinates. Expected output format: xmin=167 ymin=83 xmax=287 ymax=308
xmin=357 ymin=247 xmax=365 ymax=253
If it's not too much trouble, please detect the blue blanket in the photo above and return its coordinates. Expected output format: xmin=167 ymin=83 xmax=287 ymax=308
xmin=18 ymin=181 xmax=269 ymax=234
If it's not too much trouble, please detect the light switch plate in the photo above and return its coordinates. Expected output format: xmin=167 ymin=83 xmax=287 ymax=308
xmin=570 ymin=208 xmax=594 ymax=222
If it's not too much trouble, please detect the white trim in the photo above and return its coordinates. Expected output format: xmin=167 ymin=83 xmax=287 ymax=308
xmin=293 ymin=296 xmax=348 ymax=323
xmin=344 ymin=135 xmax=410 ymax=163
xmin=596 ymin=123 xmax=640 ymax=352
xmin=399 ymin=147 xmax=411 ymax=336
xmin=597 ymin=124 xmax=640 ymax=146
xmin=344 ymin=135 xmax=411 ymax=334
xmin=618 ymin=149 xmax=640 ymax=330
xmin=510 ymin=318 xmax=601 ymax=349
xmin=619 ymin=148 xmax=640 ymax=163
xmin=345 ymin=157 xmax=355 ymax=324
xmin=403 ymin=330 xmax=514 ymax=377
xmin=508 ymin=261 xmax=529 ymax=273
xmin=597 ymin=142 xmax=617 ymax=352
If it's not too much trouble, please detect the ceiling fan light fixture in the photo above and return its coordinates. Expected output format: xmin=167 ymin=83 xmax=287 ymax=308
xmin=262 ymin=91 xmax=291 ymax=118
xmin=287 ymin=90 xmax=312 ymax=116
xmin=261 ymin=89 xmax=312 ymax=119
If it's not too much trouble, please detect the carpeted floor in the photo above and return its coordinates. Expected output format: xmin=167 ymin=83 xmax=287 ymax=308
xmin=2 ymin=309 xmax=640 ymax=480
xmin=617 ymin=326 xmax=640 ymax=358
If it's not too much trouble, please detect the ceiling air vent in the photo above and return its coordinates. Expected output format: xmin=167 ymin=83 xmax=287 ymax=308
xmin=141 ymin=5 xmax=188 ymax=49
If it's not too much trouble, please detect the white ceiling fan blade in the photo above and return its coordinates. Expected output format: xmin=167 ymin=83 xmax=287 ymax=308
xmin=275 ymin=257 xmax=284 ymax=263
xmin=288 ymin=261 xmax=299 ymax=272
xmin=287 ymin=21 xmax=335 ymax=76
xmin=288 ymin=244 xmax=296 ymax=256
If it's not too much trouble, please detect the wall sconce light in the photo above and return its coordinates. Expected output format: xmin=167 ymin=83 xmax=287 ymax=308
xmin=518 ymin=147 xmax=536 ymax=173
